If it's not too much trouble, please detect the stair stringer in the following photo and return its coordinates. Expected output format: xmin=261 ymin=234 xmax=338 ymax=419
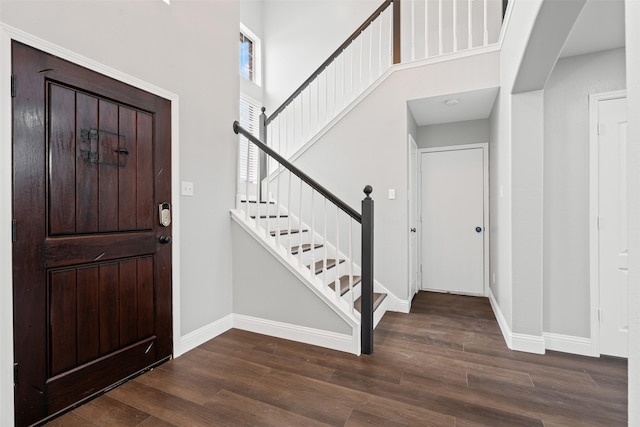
xmin=231 ymin=209 xmax=362 ymax=355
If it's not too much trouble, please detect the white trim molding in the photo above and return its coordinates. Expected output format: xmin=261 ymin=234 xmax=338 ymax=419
xmin=588 ymin=89 xmax=627 ymax=358
xmin=544 ymin=332 xmax=593 ymax=357
xmin=0 ymin=23 xmax=181 ymax=426
xmin=233 ymin=314 xmax=358 ymax=355
xmin=489 ymin=288 xmax=545 ymax=354
xmin=176 ymin=315 xmax=234 ymax=357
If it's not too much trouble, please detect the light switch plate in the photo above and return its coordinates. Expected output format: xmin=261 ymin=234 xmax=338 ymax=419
xmin=181 ymin=181 xmax=194 ymax=196
xmin=388 ymin=189 xmax=396 ymax=200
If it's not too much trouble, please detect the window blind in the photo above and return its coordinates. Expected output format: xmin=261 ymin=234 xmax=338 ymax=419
xmin=239 ymin=95 xmax=260 ymax=183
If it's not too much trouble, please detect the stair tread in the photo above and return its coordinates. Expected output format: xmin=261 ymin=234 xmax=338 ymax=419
xmin=240 ymin=200 xmax=275 ymax=204
xmin=354 ymin=293 xmax=387 ymax=313
xmin=328 ymin=275 xmax=362 ymax=296
xmin=270 ymin=229 xmax=307 ymax=236
xmin=307 ymin=259 xmax=344 ymax=275
xmin=290 ymin=243 xmax=323 ymax=255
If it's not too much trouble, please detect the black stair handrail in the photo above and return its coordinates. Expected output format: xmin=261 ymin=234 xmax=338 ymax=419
xmin=264 ymin=0 xmax=401 ymax=126
xmin=234 ymin=121 xmax=376 ymax=355
xmin=234 ymin=121 xmax=361 ymax=222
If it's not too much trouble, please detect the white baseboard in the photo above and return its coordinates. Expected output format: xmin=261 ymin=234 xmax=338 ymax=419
xmin=544 ymin=332 xmax=595 ymax=357
xmin=512 ymin=333 xmax=545 ymax=354
xmin=233 ymin=314 xmax=358 ymax=355
xmin=175 ymin=314 xmax=233 ymax=357
xmin=488 ymin=289 xmax=545 ymax=354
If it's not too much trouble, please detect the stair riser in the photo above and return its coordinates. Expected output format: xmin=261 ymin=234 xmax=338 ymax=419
xmin=240 ymin=203 xmax=281 ymax=217
xmin=257 ymin=217 xmax=296 ymax=230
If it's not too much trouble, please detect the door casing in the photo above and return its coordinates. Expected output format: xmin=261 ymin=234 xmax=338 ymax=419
xmin=408 ymin=134 xmax=419 ymax=304
xmin=418 ymin=143 xmax=489 ymax=296
xmin=0 ymin=24 xmax=181 ymax=424
xmin=589 ymin=89 xmax=628 ymax=357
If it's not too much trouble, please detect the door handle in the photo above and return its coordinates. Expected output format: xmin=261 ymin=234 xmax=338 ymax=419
xmin=159 ymin=235 xmax=172 ymax=244
xmin=475 ymin=226 xmax=483 ymax=233
xmin=410 ymin=228 xmax=417 ymax=233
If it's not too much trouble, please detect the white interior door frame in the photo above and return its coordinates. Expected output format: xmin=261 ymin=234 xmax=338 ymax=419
xmin=407 ymin=134 xmax=419 ymax=305
xmin=589 ymin=89 xmax=627 ymax=357
xmin=418 ymin=143 xmax=490 ymax=295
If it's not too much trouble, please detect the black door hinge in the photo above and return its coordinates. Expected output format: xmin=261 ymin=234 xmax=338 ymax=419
xmin=14 ymin=363 xmax=18 ymax=386
xmin=11 ymin=75 xmax=16 ymax=98
xmin=12 ymin=219 xmax=17 ymax=242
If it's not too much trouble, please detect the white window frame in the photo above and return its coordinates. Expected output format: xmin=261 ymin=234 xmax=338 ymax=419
xmin=240 ymin=23 xmax=261 ymax=87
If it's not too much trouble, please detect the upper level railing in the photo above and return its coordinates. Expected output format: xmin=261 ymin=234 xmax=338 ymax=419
xmin=234 ymin=121 xmax=376 ymax=355
xmin=258 ymin=0 xmax=502 ymax=165
xmin=260 ymin=0 xmax=400 ymax=162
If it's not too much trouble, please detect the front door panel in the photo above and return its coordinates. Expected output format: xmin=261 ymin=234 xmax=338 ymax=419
xmin=12 ymin=41 xmax=172 ymax=426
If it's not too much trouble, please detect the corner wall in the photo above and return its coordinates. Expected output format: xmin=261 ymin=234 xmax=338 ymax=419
xmin=543 ymin=48 xmax=626 ymax=338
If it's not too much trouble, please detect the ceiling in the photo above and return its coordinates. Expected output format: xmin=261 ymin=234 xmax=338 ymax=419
xmin=408 ymin=0 xmax=625 ymax=128
xmin=408 ymin=87 xmax=499 ymax=127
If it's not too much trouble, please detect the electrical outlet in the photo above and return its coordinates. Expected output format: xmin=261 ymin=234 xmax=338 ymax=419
xmin=181 ymin=181 xmax=194 ymax=196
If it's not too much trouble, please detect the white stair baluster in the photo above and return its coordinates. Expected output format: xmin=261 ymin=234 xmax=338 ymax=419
xmin=323 ymin=197 xmax=328 ymax=286
xmin=298 ymin=178 xmax=304 ymax=266
xmin=453 ymin=0 xmax=458 ymax=52
xmin=310 ymin=188 xmax=316 ymax=279
xmin=438 ymin=0 xmax=443 ymax=55
xmin=348 ymin=218 xmax=354 ymax=313
xmin=334 ymin=205 xmax=340 ymax=300
xmin=483 ymin=0 xmax=488 ymax=46
xmin=411 ymin=0 xmax=416 ymax=61
xmin=287 ymin=170 xmax=292 ymax=242
xmin=425 ymin=0 xmax=429 ymax=58
xmin=468 ymin=0 xmax=473 ymax=49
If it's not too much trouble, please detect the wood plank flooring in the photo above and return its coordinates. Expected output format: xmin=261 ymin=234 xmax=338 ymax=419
xmin=48 ymin=292 xmax=627 ymax=426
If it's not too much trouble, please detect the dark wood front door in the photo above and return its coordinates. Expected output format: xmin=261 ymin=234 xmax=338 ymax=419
xmin=12 ymin=41 xmax=172 ymax=426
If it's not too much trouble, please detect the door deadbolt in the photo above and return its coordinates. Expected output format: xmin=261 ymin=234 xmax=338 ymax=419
xmin=159 ymin=202 xmax=171 ymax=227
xmin=475 ymin=226 xmax=482 ymax=233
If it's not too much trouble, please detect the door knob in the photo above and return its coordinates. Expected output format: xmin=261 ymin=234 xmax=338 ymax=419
xmin=159 ymin=235 xmax=172 ymax=244
xmin=410 ymin=228 xmax=417 ymax=233
xmin=475 ymin=227 xmax=482 ymax=233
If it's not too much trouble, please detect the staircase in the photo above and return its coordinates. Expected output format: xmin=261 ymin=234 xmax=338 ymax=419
xmin=232 ymin=0 xmax=503 ymax=355
xmin=231 ymin=172 xmax=391 ymax=355
xmin=236 ymin=200 xmax=389 ymax=316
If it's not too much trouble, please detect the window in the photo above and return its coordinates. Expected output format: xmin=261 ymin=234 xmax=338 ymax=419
xmin=239 ymin=32 xmax=254 ymax=81
xmin=239 ymin=23 xmax=261 ymax=85
xmin=239 ymin=95 xmax=260 ymax=184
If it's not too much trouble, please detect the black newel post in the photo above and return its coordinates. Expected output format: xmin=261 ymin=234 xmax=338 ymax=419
xmin=258 ymin=107 xmax=268 ymax=202
xmin=361 ymin=185 xmax=374 ymax=355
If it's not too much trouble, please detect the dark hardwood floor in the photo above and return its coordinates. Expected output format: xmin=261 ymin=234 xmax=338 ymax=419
xmin=49 ymin=292 xmax=627 ymax=426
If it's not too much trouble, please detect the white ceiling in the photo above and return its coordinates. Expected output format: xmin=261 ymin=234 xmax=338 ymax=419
xmin=408 ymin=0 xmax=625 ymax=128
xmin=560 ymin=0 xmax=625 ymax=59
xmin=407 ymin=87 xmax=499 ymax=127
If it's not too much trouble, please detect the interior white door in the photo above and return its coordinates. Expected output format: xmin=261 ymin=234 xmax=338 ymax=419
xmin=421 ymin=148 xmax=484 ymax=295
xmin=598 ymin=96 xmax=628 ymax=358
xmin=408 ymin=136 xmax=419 ymax=300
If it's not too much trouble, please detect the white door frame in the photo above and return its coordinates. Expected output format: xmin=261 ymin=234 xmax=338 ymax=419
xmin=0 ymin=24 xmax=182 ymax=425
xmin=589 ymin=89 xmax=627 ymax=357
xmin=407 ymin=134 xmax=419 ymax=304
xmin=418 ymin=143 xmax=490 ymax=296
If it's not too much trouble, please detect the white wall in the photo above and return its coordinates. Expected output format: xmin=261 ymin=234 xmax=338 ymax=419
xmin=0 ymin=1 xmax=239 ymax=423
xmin=625 ymin=0 xmax=640 ymax=422
xmin=262 ymin=0 xmax=379 ymax=113
xmin=543 ymin=48 xmax=626 ymax=338
xmin=417 ymin=118 xmax=489 ymax=148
